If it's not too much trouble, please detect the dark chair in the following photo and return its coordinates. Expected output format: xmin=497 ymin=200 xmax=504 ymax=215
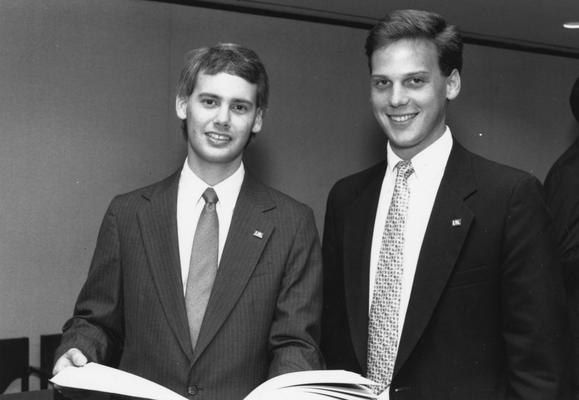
xmin=30 ymin=333 xmax=63 ymax=389
xmin=0 ymin=337 xmax=30 ymax=393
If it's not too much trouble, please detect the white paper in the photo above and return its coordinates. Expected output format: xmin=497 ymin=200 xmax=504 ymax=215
xmin=51 ymin=363 xmax=376 ymax=400
xmin=50 ymin=363 xmax=188 ymax=400
xmin=245 ymin=370 xmax=376 ymax=400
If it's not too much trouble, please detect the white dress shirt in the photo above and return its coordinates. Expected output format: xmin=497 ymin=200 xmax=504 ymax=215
xmin=177 ymin=159 xmax=244 ymax=293
xmin=369 ymin=128 xmax=453 ymax=399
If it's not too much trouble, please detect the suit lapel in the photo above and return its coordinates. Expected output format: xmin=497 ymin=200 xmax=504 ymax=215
xmin=394 ymin=143 xmax=476 ymax=375
xmin=343 ymin=163 xmax=386 ymax=371
xmin=192 ymin=174 xmax=274 ymax=364
xmin=137 ymin=172 xmax=195 ymax=361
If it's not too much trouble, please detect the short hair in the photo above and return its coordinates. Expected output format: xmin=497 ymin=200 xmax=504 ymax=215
xmin=176 ymin=43 xmax=269 ymax=139
xmin=176 ymin=43 xmax=269 ymax=110
xmin=365 ymin=9 xmax=463 ymax=76
xmin=571 ymin=76 xmax=579 ymax=122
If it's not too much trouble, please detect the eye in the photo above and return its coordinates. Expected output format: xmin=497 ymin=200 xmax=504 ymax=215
xmin=200 ymin=98 xmax=218 ymax=108
xmin=407 ymin=77 xmax=426 ymax=88
xmin=371 ymin=78 xmax=391 ymax=89
xmin=231 ymin=103 xmax=250 ymax=114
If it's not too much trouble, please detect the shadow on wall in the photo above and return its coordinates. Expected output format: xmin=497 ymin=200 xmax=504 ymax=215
xmin=361 ymin=121 xmax=389 ymax=164
xmin=244 ymin=138 xmax=272 ymax=183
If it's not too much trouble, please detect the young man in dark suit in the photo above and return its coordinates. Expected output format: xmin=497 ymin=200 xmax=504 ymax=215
xmin=321 ymin=9 xmax=571 ymax=399
xmin=54 ymin=43 xmax=323 ymax=400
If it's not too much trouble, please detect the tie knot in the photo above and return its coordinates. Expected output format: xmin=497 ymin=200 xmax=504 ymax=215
xmin=395 ymin=160 xmax=414 ymax=180
xmin=202 ymin=188 xmax=218 ymax=205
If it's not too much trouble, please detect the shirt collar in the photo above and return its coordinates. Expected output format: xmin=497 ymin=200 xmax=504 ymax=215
xmin=386 ymin=126 xmax=453 ymax=180
xmin=179 ymin=159 xmax=245 ymax=209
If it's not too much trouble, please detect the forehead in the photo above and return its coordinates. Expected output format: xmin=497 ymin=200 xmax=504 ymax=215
xmin=194 ymin=71 xmax=258 ymax=103
xmin=370 ymin=38 xmax=441 ymax=77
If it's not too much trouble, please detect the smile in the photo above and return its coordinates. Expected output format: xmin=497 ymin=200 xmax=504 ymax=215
xmin=389 ymin=113 xmax=418 ymax=123
xmin=206 ymin=132 xmax=231 ymax=142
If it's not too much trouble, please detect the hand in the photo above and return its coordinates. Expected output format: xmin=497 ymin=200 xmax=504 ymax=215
xmin=52 ymin=348 xmax=91 ymax=400
xmin=52 ymin=348 xmax=88 ymax=375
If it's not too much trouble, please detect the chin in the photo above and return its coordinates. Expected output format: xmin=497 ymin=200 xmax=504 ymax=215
xmin=388 ymin=134 xmax=419 ymax=148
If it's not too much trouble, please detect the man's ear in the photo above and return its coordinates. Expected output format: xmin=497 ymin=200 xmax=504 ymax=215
xmin=446 ymin=69 xmax=461 ymax=100
xmin=175 ymin=96 xmax=188 ymax=120
xmin=251 ymin=109 xmax=264 ymax=134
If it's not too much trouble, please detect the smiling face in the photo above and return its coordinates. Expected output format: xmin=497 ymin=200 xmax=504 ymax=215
xmin=370 ymin=38 xmax=460 ymax=160
xmin=176 ymin=71 xmax=263 ymax=182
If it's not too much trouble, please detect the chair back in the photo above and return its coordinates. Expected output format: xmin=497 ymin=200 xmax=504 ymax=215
xmin=0 ymin=337 xmax=29 ymax=393
xmin=39 ymin=334 xmax=62 ymax=389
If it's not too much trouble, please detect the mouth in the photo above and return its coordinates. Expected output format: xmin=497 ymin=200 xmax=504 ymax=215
xmin=388 ymin=113 xmax=418 ymax=123
xmin=205 ymin=132 xmax=232 ymax=143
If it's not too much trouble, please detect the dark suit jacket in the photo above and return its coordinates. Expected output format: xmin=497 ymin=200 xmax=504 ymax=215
xmin=57 ymin=170 xmax=323 ymax=400
xmin=322 ymin=140 xmax=570 ymax=399
xmin=544 ymin=136 xmax=579 ymax=389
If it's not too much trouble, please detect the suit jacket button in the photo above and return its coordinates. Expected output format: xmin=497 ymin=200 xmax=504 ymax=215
xmin=187 ymin=385 xmax=200 ymax=396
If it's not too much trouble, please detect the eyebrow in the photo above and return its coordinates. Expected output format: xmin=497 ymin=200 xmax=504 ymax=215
xmin=197 ymin=92 xmax=255 ymax=105
xmin=371 ymin=70 xmax=430 ymax=78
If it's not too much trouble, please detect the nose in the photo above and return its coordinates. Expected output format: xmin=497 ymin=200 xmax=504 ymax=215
xmin=214 ymin=105 xmax=231 ymax=129
xmin=389 ymin=83 xmax=409 ymax=107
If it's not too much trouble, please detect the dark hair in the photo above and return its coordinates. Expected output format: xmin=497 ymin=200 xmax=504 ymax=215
xmin=176 ymin=43 xmax=269 ymax=138
xmin=365 ymin=9 xmax=463 ymax=76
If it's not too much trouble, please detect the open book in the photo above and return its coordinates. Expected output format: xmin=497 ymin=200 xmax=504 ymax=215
xmin=50 ymin=362 xmax=377 ymax=400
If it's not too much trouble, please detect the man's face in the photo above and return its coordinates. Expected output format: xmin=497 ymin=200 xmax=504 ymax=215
xmin=370 ymin=38 xmax=460 ymax=160
xmin=176 ymin=71 xmax=263 ymax=176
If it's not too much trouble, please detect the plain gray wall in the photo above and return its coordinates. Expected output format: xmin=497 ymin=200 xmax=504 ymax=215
xmin=0 ymin=0 xmax=577 ymax=388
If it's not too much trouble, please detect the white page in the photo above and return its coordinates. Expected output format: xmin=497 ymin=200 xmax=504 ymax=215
xmin=255 ymin=370 xmax=374 ymax=391
xmin=298 ymin=387 xmax=375 ymax=400
xmin=50 ymin=363 xmax=188 ymax=400
xmin=246 ymin=370 xmax=376 ymax=400
xmin=300 ymin=385 xmax=375 ymax=398
xmin=249 ymin=386 xmax=338 ymax=400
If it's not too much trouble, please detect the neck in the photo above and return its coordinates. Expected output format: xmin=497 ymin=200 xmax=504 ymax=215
xmin=186 ymin=157 xmax=241 ymax=186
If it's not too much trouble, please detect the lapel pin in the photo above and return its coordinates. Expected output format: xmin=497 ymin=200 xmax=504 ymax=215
xmin=452 ymin=218 xmax=462 ymax=227
xmin=253 ymin=230 xmax=264 ymax=239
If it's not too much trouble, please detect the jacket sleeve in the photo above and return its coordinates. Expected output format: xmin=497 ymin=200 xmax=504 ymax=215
xmin=267 ymin=207 xmax=324 ymax=377
xmin=320 ymin=183 xmax=361 ymax=371
xmin=56 ymin=200 xmax=124 ymax=366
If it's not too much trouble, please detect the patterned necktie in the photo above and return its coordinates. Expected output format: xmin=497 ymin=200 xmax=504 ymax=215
xmin=185 ymin=187 xmax=219 ymax=349
xmin=367 ymin=160 xmax=414 ymax=394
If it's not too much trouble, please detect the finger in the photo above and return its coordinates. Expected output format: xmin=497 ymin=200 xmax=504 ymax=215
xmin=68 ymin=349 xmax=88 ymax=367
